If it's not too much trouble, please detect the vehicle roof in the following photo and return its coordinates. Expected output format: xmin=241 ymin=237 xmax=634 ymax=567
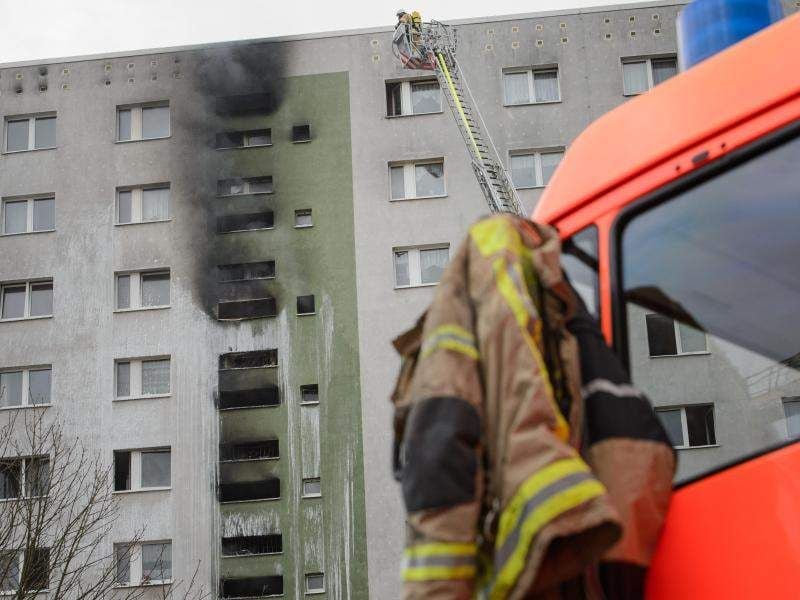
xmin=534 ymin=11 xmax=800 ymax=224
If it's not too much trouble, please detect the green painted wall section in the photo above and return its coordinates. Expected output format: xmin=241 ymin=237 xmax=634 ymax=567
xmin=216 ymin=71 xmax=368 ymax=599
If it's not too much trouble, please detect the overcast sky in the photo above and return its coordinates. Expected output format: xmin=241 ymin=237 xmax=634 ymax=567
xmin=1 ymin=0 xmax=653 ymax=63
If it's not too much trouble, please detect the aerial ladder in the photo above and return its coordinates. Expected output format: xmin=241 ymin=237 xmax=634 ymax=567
xmin=392 ymin=16 xmax=525 ymax=215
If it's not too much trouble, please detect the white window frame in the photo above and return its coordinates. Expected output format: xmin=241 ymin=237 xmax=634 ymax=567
xmin=0 ymin=366 xmax=52 ymax=409
xmin=114 ymin=356 xmax=171 ymax=401
xmin=0 ymin=548 xmax=50 ymax=593
xmin=114 ymin=270 xmax=171 ymax=312
xmin=4 ymin=113 xmax=57 ymax=153
xmin=294 ymin=209 xmax=313 ymax=229
xmin=115 ymin=184 xmax=171 ymax=225
xmin=655 ymin=405 xmax=717 ymax=450
xmin=393 ymin=244 xmax=450 ymax=289
xmin=216 ymin=128 xmax=272 ymax=149
xmin=114 ymin=540 xmax=172 ymax=587
xmin=0 ymin=456 xmax=49 ymax=501
xmin=216 ymin=177 xmax=274 ymax=197
xmin=386 ymin=79 xmax=443 ymax=117
xmin=509 ymin=149 xmax=565 ymax=189
xmin=0 ymin=279 xmax=53 ymax=321
xmin=116 ymin=102 xmax=170 ymax=142
xmin=302 ymin=477 xmax=322 ymax=498
xmin=388 ymin=160 xmax=446 ymax=201
xmin=1 ymin=195 xmax=55 ymax=235
xmin=113 ymin=448 xmax=172 ymax=493
xmin=645 ymin=314 xmax=709 ymax=357
xmin=502 ymin=67 xmax=561 ymax=106
xmin=621 ymin=56 xmax=677 ymax=95
xmin=305 ymin=573 xmax=325 ymax=595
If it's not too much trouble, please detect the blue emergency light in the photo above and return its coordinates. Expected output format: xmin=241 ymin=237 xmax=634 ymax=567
xmin=677 ymin=0 xmax=784 ymax=69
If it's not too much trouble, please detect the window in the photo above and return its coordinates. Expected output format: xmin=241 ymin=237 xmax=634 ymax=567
xmin=217 ymin=212 xmax=275 ymax=234
xmin=216 ymin=129 xmax=271 ymax=149
xmin=221 ymin=534 xmax=282 ymax=557
xmin=510 ymin=150 xmax=564 ymax=188
xmin=217 ymin=297 xmax=277 ymax=320
xmin=302 ymin=478 xmax=321 ymax=498
xmin=656 ymin=405 xmax=716 ymax=449
xmin=116 ymin=185 xmax=170 ymax=224
xmin=218 ymin=477 xmax=280 ymax=502
xmin=294 ymin=209 xmax=312 ymax=228
xmin=218 ymin=350 xmax=279 ymax=410
xmin=2 ymin=196 xmax=55 ymax=234
xmin=297 ymin=295 xmax=315 ymax=315
xmin=622 ymin=56 xmax=677 ymax=95
xmin=783 ymin=398 xmax=800 ymax=438
xmin=292 ymin=124 xmax=311 ymax=143
xmin=115 ymin=541 xmax=172 ymax=586
xmin=389 ymin=160 xmax=445 ymax=200
xmin=0 ymin=366 xmax=52 ymax=408
xmin=115 ymin=357 xmax=170 ymax=399
xmin=305 ymin=573 xmax=325 ymax=595
xmin=221 ymin=576 xmax=283 ymax=599
xmin=386 ymin=79 xmax=442 ymax=116
xmin=115 ymin=271 xmax=170 ymax=310
xmin=219 ymin=440 xmax=279 ymax=462
xmin=1 ymin=280 xmax=53 ymax=320
xmin=393 ymin=245 xmax=450 ymax=288
xmin=217 ymin=176 xmax=273 ymax=196
xmin=0 ymin=548 xmax=49 ymax=593
xmin=0 ymin=456 xmax=49 ymax=500
xmin=4 ymin=114 xmax=56 ymax=152
xmin=218 ymin=261 xmax=275 ymax=282
xmin=219 ymin=349 xmax=278 ymax=370
xmin=645 ymin=314 xmax=707 ymax=357
xmin=114 ymin=448 xmax=171 ymax=491
xmin=117 ymin=103 xmax=170 ymax=141
xmin=503 ymin=67 xmax=560 ymax=105
xmin=300 ymin=384 xmax=319 ymax=405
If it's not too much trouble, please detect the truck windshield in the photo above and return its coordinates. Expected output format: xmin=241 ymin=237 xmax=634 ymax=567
xmin=620 ymin=129 xmax=800 ymax=483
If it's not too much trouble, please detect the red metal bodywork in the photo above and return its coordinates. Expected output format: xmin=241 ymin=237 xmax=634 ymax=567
xmin=532 ymin=12 xmax=800 ymax=598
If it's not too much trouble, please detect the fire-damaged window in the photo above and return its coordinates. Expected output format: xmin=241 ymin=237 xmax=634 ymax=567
xmin=218 ymin=260 xmax=275 ymax=282
xmin=218 ymin=477 xmax=280 ymax=503
xmin=217 ymin=176 xmax=273 ymax=196
xmin=291 ymin=124 xmax=311 ymax=143
xmin=296 ymin=295 xmax=315 ymax=316
xmin=217 ymin=385 xmax=279 ymax=409
xmin=219 ymin=440 xmax=279 ymax=462
xmin=218 ymin=350 xmax=280 ymax=410
xmin=221 ymin=534 xmax=282 ymax=557
xmin=219 ymin=350 xmax=277 ymax=370
xmin=215 ymin=129 xmax=271 ymax=149
xmin=217 ymin=212 xmax=274 ymax=234
xmin=217 ymin=297 xmax=277 ymax=321
xmin=220 ymin=576 xmax=283 ymax=599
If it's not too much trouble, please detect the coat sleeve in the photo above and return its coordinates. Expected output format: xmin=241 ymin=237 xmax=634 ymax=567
xmin=400 ymin=240 xmax=484 ymax=600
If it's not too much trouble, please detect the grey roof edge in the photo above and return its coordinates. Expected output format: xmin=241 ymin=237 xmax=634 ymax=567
xmin=0 ymin=0 xmax=688 ymax=69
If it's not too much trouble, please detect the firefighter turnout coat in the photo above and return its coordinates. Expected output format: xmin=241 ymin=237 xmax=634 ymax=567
xmin=391 ymin=215 xmax=675 ymax=599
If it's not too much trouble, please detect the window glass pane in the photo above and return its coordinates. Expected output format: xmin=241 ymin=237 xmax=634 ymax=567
xmin=1 ymin=286 xmax=26 ymax=319
xmin=622 ymin=61 xmax=649 ymax=94
xmin=141 ymin=106 xmax=170 ymax=139
xmin=141 ymin=451 xmax=171 ymax=488
xmin=420 ymin=247 xmax=449 ymax=285
xmin=510 ymin=154 xmax=536 ymax=188
xmin=116 ymin=362 xmax=130 ymax=397
xmin=561 ymin=226 xmax=599 ymax=317
xmin=656 ymin=409 xmax=685 ymax=447
xmin=34 ymin=117 xmax=56 ymax=149
xmin=0 ymin=371 xmax=22 ymax=407
xmin=28 ymin=369 xmax=51 ymax=405
xmin=784 ymin=400 xmax=800 ymax=438
xmin=411 ymin=81 xmax=441 ymax=114
xmin=248 ymin=178 xmax=273 ymax=194
xmin=504 ymin=72 xmax=530 ymax=105
xmin=142 ymin=359 xmax=170 ymax=395
xmin=142 ymin=188 xmax=169 ymax=221
xmin=390 ymin=166 xmax=405 ymax=199
xmin=114 ymin=451 xmax=131 ymax=491
xmin=3 ymin=201 xmax=28 ymax=234
xmin=116 ymin=275 xmax=130 ymax=310
xmin=622 ymin=133 xmax=800 ymax=482
xmin=142 ymin=542 xmax=171 ymax=581
xmin=394 ymin=251 xmax=410 ymax=287
xmin=25 ymin=457 xmax=49 ymax=497
xmin=652 ymin=57 xmax=678 ymax=85
xmin=117 ymin=191 xmax=132 ymax=224
xmin=540 ymin=151 xmax=564 ymax=185
xmin=414 ymin=162 xmax=444 ymax=197
xmin=306 ymin=574 xmax=324 ymax=592
xmin=301 ymin=385 xmax=319 ymax=404
xmin=0 ymin=551 xmax=20 ymax=591
xmin=678 ymin=322 xmax=707 ymax=353
xmin=387 ymin=82 xmax=403 ymax=116
xmin=141 ymin=273 xmax=170 ymax=307
xmin=0 ymin=462 xmax=21 ymax=500
xmin=295 ymin=210 xmax=312 ymax=227
xmin=303 ymin=479 xmax=321 ymax=496
xmin=645 ymin=313 xmax=677 ymax=356
xmin=29 ymin=282 xmax=53 ymax=317
xmin=117 ymin=109 xmax=132 ymax=141
xmin=247 ymin=129 xmax=271 ymax=146
xmin=32 ymin=198 xmax=55 ymax=231
xmin=533 ymin=70 xmax=559 ymax=102
xmin=114 ymin=545 xmax=131 ymax=584
xmin=6 ymin=119 xmax=29 ymax=152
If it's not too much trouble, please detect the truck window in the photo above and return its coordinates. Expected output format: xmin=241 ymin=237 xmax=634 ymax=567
xmin=619 ymin=130 xmax=800 ymax=483
xmin=562 ymin=225 xmax=599 ymax=317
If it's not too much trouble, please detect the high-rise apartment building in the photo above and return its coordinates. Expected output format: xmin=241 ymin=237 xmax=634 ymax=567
xmin=2 ymin=1 xmax=798 ymax=598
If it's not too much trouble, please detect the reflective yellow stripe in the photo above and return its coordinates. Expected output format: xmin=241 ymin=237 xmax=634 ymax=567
xmin=404 ymin=543 xmax=477 ymax=558
xmin=470 ymin=216 xmax=526 ymax=259
xmin=421 ymin=324 xmax=479 ymax=360
xmin=403 ymin=565 xmax=476 ymax=581
xmin=402 ymin=542 xmax=478 ymax=582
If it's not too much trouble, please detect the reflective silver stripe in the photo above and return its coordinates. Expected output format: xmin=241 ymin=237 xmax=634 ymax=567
xmin=582 ymin=378 xmax=643 ymax=400
xmin=404 ymin=555 xmax=477 ymax=569
xmin=504 ymin=263 xmax=539 ymax=321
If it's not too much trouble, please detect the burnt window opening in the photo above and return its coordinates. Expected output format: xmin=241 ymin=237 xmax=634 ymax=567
xmin=300 ymin=384 xmax=319 ymax=405
xmin=219 ymin=439 xmax=279 ymax=462
xmin=221 ymin=534 xmax=282 ymax=557
xmin=217 ymin=176 xmax=273 ymax=196
xmin=218 ymin=260 xmax=276 ymax=283
xmin=220 ymin=576 xmax=284 ymax=599
xmin=292 ymin=124 xmax=311 ymax=143
xmin=217 ymin=212 xmax=274 ymax=234
xmin=219 ymin=350 xmax=278 ymax=370
xmin=297 ymin=295 xmax=315 ymax=316
xmin=217 ymin=297 xmax=277 ymax=321
xmin=215 ymin=129 xmax=271 ymax=149
xmin=218 ymin=386 xmax=280 ymax=410
xmin=218 ymin=477 xmax=280 ymax=503
xmin=215 ymin=93 xmax=278 ymax=116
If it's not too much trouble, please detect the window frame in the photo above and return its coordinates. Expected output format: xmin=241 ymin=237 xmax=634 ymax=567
xmin=305 ymin=573 xmax=325 ymax=595
xmin=114 ymin=356 xmax=171 ymax=401
xmin=502 ymin=66 xmax=562 ymax=106
xmin=509 ymin=148 xmax=565 ymax=189
xmin=655 ymin=405 xmax=718 ymax=450
xmin=113 ymin=448 xmax=172 ymax=493
xmin=115 ymin=184 xmax=171 ymax=226
xmin=645 ymin=313 xmax=709 ymax=358
xmin=116 ymin=102 xmax=170 ymax=142
xmin=386 ymin=78 xmax=443 ymax=117
xmin=0 ymin=279 xmax=54 ymax=321
xmin=0 ymin=366 xmax=52 ymax=409
xmin=388 ymin=159 xmax=446 ymax=201
xmin=302 ymin=477 xmax=322 ymax=498
xmin=0 ymin=455 xmax=50 ymax=501
xmin=114 ymin=540 xmax=172 ymax=587
xmin=294 ymin=209 xmax=313 ymax=229
xmin=621 ymin=55 xmax=678 ymax=96
xmin=114 ymin=270 xmax=171 ymax=312
xmin=3 ymin=113 xmax=57 ymax=153
xmin=393 ymin=244 xmax=450 ymax=289
xmin=215 ymin=128 xmax=272 ymax=150
xmin=1 ymin=195 xmax=56 ymax=235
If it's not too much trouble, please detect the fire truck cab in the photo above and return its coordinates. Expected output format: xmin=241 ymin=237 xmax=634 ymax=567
xmin=534 ymin=10 xmax=800 ymax=599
